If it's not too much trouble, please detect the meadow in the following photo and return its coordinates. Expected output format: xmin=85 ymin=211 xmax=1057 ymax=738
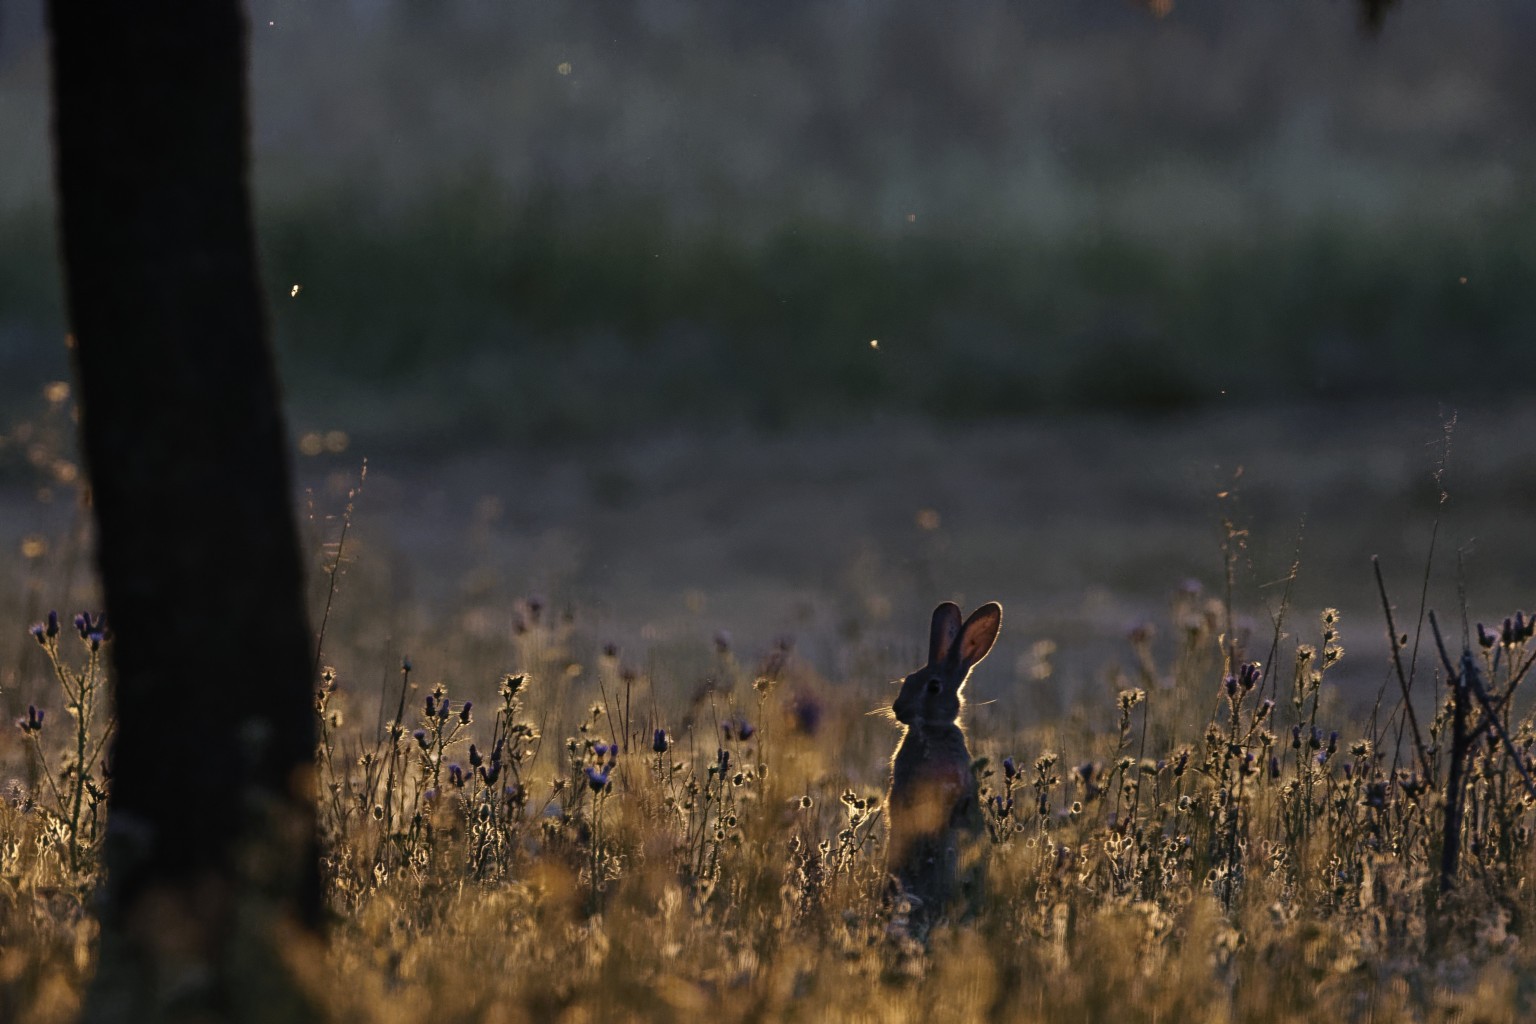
xmin=4 ymin=4 xmax=1536 ymax=1019
xmin=2 ymin=399 xmax=1535 ymax=1022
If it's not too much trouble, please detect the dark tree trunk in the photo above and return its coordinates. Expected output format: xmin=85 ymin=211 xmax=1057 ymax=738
xmin=46 ymin=3 xmax=319 ymax=1020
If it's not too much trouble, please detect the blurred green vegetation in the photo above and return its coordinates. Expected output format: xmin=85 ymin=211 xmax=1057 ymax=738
xmin=271 ymin=184 xmax=1534 ymax=439
xmin=5 ymin=1 xmax=1533 ymax=443
xmin=5 ymin=182 xmax=1531 ymax=442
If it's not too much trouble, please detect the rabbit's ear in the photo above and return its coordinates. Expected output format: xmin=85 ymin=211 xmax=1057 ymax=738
xmin=957 ymin=603 xmax=1003 ymax=672
xmin=929 ymin=602 xmax=963 ymax=665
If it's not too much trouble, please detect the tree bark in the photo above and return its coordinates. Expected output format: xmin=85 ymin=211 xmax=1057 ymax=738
xmin=46 ymin=3 xmax=319 ymax=1020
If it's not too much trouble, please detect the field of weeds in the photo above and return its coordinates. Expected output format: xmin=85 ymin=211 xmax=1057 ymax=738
xmin=5 ymin=4 xmax=1536 ymax=1020
xmin=3 ymin=402 xmax=1536 ymax=1022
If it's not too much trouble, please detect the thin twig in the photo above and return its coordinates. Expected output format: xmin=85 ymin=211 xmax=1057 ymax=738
xmin=1374 ymin=557 xmax=1433 ymax=781
xmin=1462 ymin=652 xmax=1536 ymax=801
xmin=1257 ymin=516 xmax=1303 ymax=710
xmin=1428 ymin=611 xmax=1468 ymax=894
xmin=1428 ymin=611 xmax=1457 ymax=678
xmin=312 ymin=461 xmax=366 ymax=682
xmin=380 ymin=659 xmax=412 ymax=848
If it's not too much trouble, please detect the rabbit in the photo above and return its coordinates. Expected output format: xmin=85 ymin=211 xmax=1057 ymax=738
xmin=885 ymin=600 xmax=1002 ymax=941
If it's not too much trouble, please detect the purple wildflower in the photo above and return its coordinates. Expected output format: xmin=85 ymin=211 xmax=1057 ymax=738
xmin=74 ymin=612 xmax=106 ymax=641
xmin=1238 ymin=662 xmax=1261 ymax=691
xmin=790 ymin=691 xmax=823 ymax=736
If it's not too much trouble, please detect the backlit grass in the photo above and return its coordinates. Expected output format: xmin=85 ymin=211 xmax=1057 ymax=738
xmin=4 ymin=557 xmax=1536 ymax=1021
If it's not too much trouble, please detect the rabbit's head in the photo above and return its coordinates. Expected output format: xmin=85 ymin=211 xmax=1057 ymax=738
xmin=892 ymin=602 xmax=1003 ymax=727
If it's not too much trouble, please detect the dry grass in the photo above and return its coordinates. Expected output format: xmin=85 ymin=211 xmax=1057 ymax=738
xmin=5 ymin=572 xmax=1536 ymax=1021
xmin=3 ymin=402 xmax=1536 ymax=1021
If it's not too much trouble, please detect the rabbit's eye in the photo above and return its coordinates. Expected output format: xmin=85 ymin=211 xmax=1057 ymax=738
xmin=925 ymin=678 xmax=942 ymax=695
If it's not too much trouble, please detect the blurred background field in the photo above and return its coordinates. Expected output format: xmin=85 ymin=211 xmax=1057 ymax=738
xmin=3 ymin=1 xmax=1536 ymax=436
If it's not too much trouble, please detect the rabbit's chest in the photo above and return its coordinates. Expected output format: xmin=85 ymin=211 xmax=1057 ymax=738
xmin=891 ymin=739 xmax=977 ymax=821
